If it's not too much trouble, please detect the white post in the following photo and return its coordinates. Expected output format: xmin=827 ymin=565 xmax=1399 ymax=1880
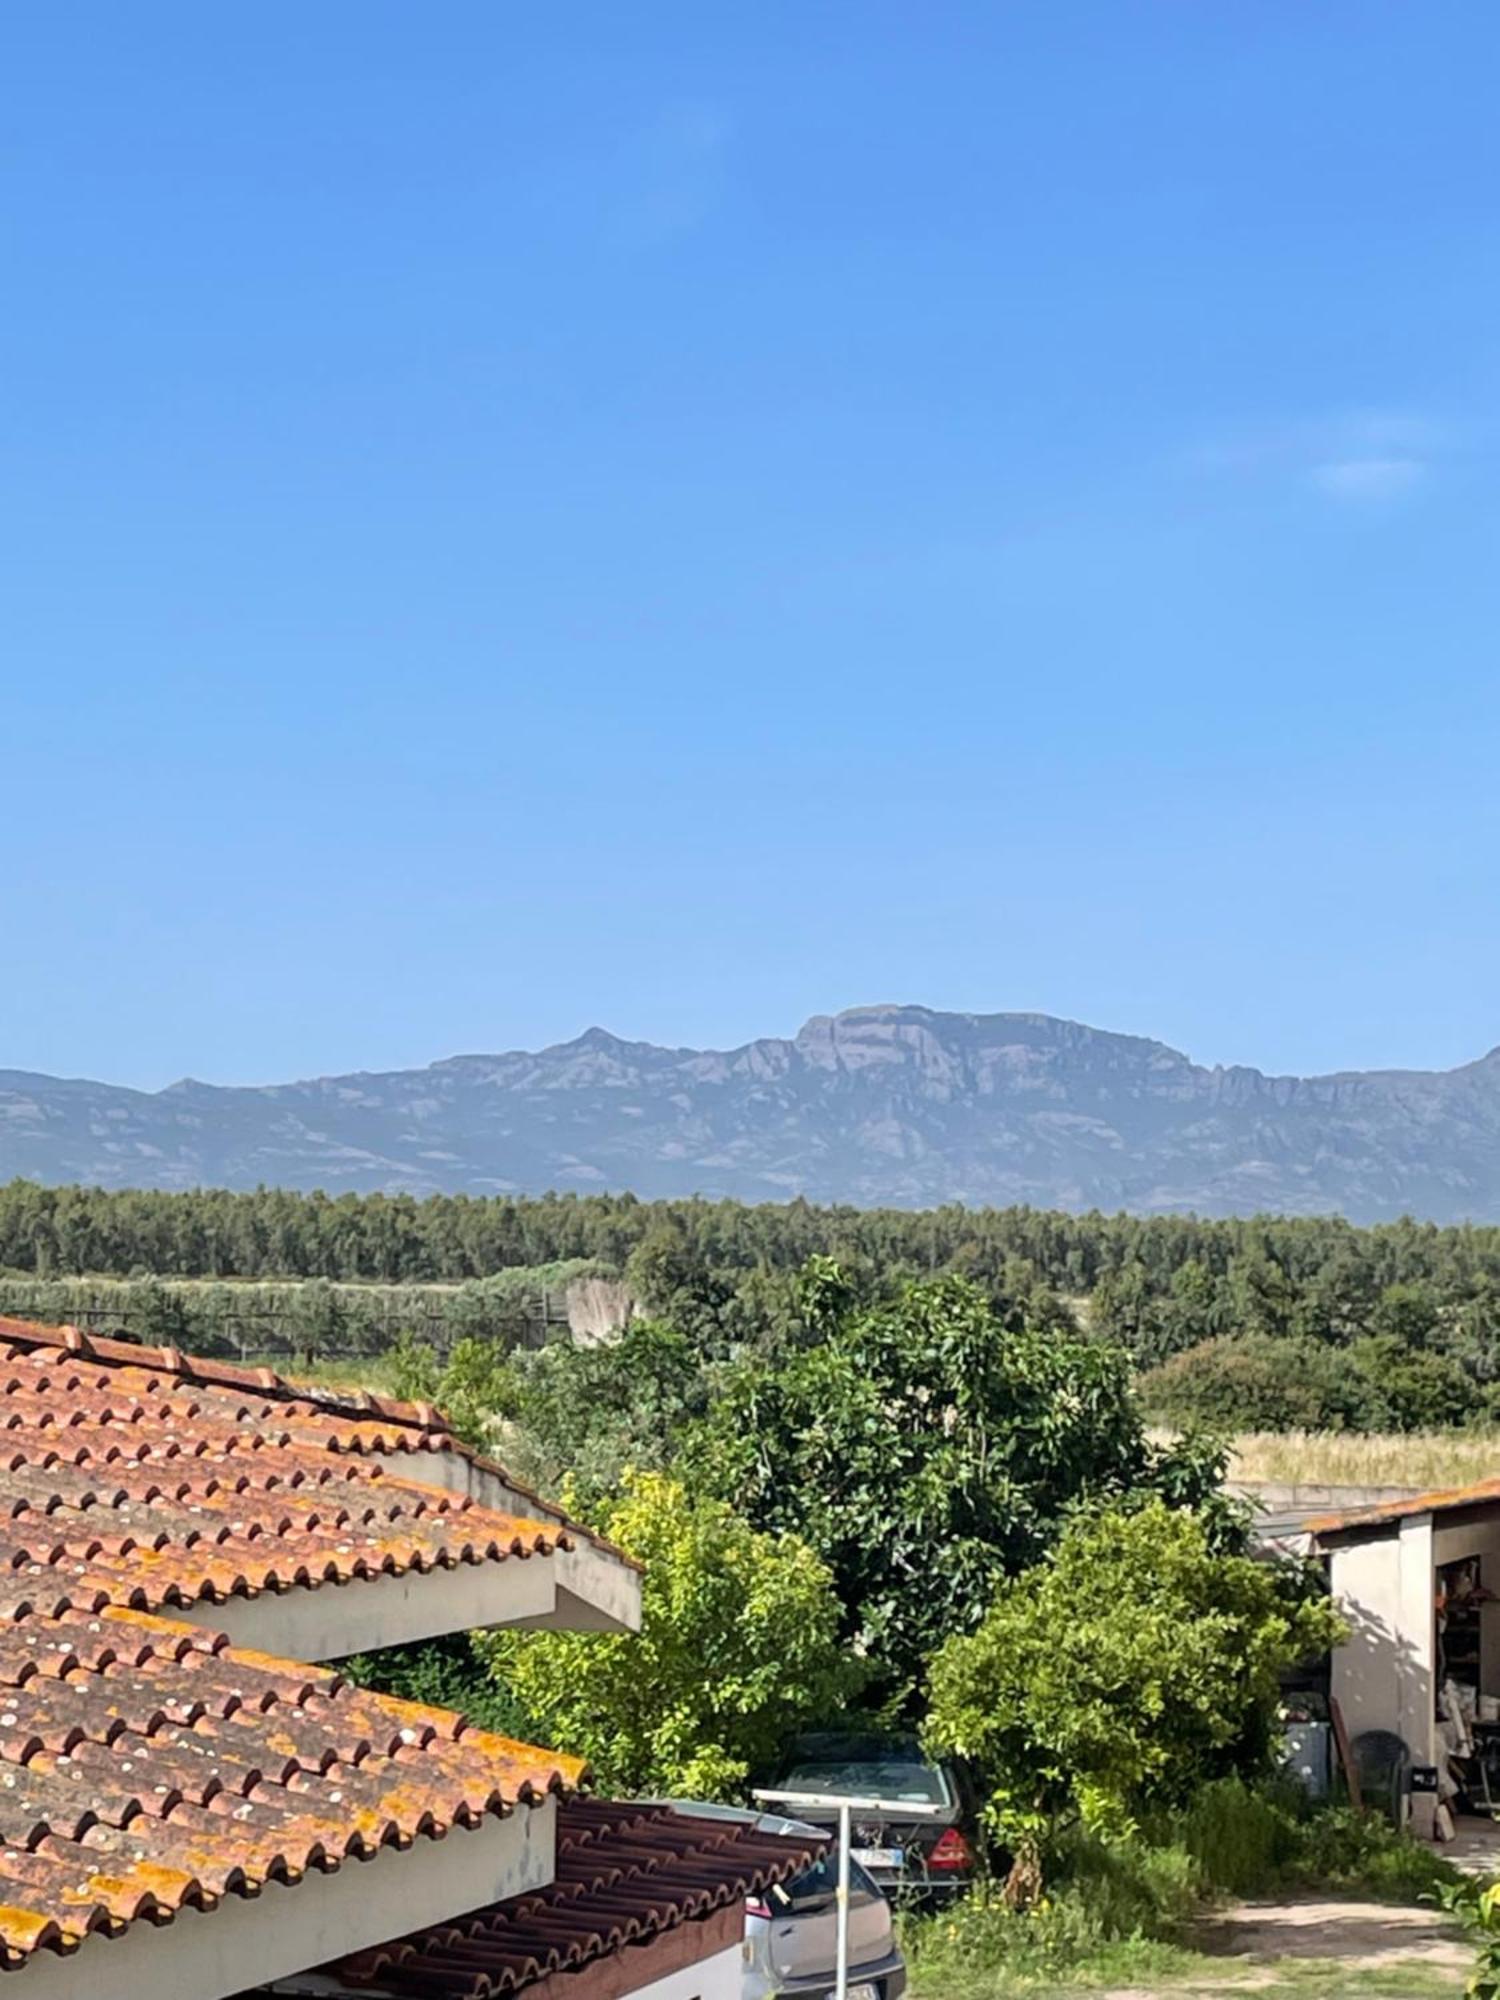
xmin=750 ymin=1787 xmax=946 ymax=2000
xmin=835 ymin=1799 xmax=851 ymax=2000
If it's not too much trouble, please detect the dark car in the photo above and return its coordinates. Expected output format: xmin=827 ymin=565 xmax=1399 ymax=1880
xmin=768 ymin=1731 xmax=980 ymax=1903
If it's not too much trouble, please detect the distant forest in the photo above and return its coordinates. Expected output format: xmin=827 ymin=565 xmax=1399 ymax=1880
xmin=4 ymin=1179 xmax=1500 ymax=1428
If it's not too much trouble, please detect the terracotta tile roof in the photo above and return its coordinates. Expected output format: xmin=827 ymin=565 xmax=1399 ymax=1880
xmin=0 ymin=1603 xmax=582 ymax=1966
xmin=1309 ymin=1473 xmax=1500 ymax=1538
xmin=0 ymin=1315 xmax=456 ymax=1435
xmin=283 ymin=1799 xmax=826 ymax=2000
xmin=0 ymin=1318 xmax=619 ymax=1619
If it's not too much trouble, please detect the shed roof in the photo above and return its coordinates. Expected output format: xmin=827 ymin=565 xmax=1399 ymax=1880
xmin=1308 ymin=1474 xmax=1500 ymax=1539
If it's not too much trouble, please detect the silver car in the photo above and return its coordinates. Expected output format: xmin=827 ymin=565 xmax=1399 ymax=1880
xmin=744 ymin=1838 xmax=908 ymax=2000
xmin=658 ymin=1801 xmax=907 ymax=2000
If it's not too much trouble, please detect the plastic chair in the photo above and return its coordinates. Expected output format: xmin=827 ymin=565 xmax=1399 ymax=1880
xmin=1350 ymin=1729 xmax=1412 ymax=1826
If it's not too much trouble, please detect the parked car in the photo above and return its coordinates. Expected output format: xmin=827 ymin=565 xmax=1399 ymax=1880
xmin=744 ymin=1840 xmax=907 ymax=2000
xmin=766 ymin=1731 xmax=980 ymax=1903
xmin=659 ymin=1800 xmax=907 ymax=2000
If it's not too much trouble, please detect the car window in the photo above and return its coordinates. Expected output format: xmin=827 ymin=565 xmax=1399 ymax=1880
xmin=777 ymin=1757 xmax=952 ymax=1806
xmin=771 ymin=1855 xmax=880 ymax=1909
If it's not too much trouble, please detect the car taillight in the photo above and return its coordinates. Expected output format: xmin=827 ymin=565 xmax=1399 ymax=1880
xmin=928 ymin=1827 xmax=974 ymax=1872
xmin=746 ymin=1897 xmax=772 ymax=1920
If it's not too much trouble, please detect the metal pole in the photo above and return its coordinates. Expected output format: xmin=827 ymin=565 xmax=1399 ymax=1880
xmin=835 ymin=1799 xmax=850 ymax=2000
xmin=750 ymin=1787 xmax=945 ymax=2000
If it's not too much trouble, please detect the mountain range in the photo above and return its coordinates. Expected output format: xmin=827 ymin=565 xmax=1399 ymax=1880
xmin=5 ymin=1005 xmax=1500 ymax=1221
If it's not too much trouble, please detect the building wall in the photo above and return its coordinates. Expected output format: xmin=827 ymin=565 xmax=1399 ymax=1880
xmin=1328 ymin=1515 xmax=1435 ymax=1766
xmin=624 ymin=1943 xmax=742 ymax=2000
xmin=413 ymin=1452 xmax=643 ymax=1635
xmin=181 ymin=1547 xmax=559 ymax=1658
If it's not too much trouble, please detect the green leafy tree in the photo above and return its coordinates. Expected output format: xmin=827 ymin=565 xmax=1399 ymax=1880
xmin=478 ymin=1471 xmax=859 ymax=1798
xmin=1344 ymin=1335 xmax=1474 ymax=1430
xmin=624 ymin=1220 xmax=734 ymax=1348
xmin=390 ymin=1331 xmax=517 ymax=1452
xmin=1140 ymin=1331 xmax=1477 ymax=1434
xmin=289 ymin=1277 xmax=346 ymax=1368
xmin=689 ymin=1269 xmax=1217 ymax=1700
xmin=502 ymin=1319 xmax=709 ymax=1507
xmin=926 ymin=1499 xmax=1345 ymax=1893
xmin=1139 ymin=1334 xmax=1355 ymax=1432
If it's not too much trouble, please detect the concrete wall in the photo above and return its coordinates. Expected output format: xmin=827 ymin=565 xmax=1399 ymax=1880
xmin=182 ymin=1547 xmax=558 ymax=1659
xmin=1231 ymin=1482 xmax=1429 ymax=1511
xmin=1328 ymin=1515 xmax=1435 ymax=1766
xmin=13 ymin=1798 xmax=556 ymax=2000
xmin=565 ymin=1277 xmax=637 ymax=1345
xmin=626 ymin=1943 xmax=742 ymax=2000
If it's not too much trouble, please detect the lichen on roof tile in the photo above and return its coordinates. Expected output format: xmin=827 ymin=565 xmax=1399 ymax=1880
xmin=0 ymin=1324 xmax=594 ymax=1966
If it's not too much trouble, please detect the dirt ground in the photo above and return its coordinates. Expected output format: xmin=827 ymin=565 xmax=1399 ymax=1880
xmin=1197 ymin=1895 xmax=1468 ymax=1967
xmin=1096 ymin=1894 xmax=1470 ymax=1998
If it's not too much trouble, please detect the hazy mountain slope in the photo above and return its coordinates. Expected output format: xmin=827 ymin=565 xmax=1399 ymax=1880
xmin=4 ymin=1005 xmax=1500 ymax=1220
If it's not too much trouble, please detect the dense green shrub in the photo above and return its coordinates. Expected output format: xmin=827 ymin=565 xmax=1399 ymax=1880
xmin=1139 ymin=1331 xmax=1479 ymax=1433
xmin=926 ymin=1502 xmax=1345 ymax=1871
xmin=1139 ymin=1333 xmax=1352 ymax=1430
xmin=901 ymin=1783 xmax=1462 ymax=1990
xmin=1166 ymin=1776 xmax=1301 ymax=1895
xmin=497 ymin=1320 xmax=711 ymax=1506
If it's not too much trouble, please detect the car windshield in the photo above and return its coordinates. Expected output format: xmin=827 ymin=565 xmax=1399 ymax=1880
xmin=778 ymin=1756 xmax=951 ymax=1806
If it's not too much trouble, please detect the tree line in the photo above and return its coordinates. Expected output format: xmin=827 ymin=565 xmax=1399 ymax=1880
xmin=9 ymin=1177 xmax=1500 ymax=1425
xmin=10 ymin=1175 xmax=1500 ymax=1294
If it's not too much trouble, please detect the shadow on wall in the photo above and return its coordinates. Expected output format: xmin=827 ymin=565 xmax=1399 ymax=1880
xmin=1333 ymin=1591 xmax=1431 ymax=1766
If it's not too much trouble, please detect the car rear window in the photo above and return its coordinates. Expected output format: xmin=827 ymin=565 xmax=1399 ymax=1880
xmin=772 ymin=1854 xmax=881 ymax=1908
xmin=777 ymin=1757 xmax=952 ymax=1806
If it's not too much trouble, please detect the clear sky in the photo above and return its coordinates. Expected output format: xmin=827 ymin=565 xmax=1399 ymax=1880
xmin=5 ymin=3 xmax=1500 ymax=1090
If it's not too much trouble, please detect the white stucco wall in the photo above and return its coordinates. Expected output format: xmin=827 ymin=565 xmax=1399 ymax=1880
xmin=626 ymin=1942 xmax=742 ymax=2000
xmin=409 ymin=1453 xmax=643 ymax=1635
xmin=10 ymin=1799 xmax=556 ymax=2000
xmin=1328 ymin=1514 xmax=1435 ymax=1767
xmin=174 ymin=1459 xmax=641 ymax=1661
xmin=180 ymin=1548 xmax=558 ymax=1659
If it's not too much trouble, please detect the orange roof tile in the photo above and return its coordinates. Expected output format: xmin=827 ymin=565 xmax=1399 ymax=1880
xmin=0 ymin=1605 xmax=583 ymax=1967
xmin=0 ymin=1323 xmax=617 ymax=1969
xmin=0 ymin=1316 xmax=636 ymax=1576
xmin=0 ymin=1319 xmax=630 ymax=1620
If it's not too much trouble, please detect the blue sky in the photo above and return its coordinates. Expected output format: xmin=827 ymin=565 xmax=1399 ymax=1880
xmin=5 ymin=3 xmax=1500 ymax=1089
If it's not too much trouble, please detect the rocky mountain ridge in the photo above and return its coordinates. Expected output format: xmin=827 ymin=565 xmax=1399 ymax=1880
xmin=4 ymin=1005 xmax=1500 ymax=1221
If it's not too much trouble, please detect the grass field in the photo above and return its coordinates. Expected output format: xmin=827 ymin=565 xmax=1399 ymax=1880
xmin=912 ymin=1956 xmax=1464 ymax=1999
xmin=908 ymin=1897 xmax=1472 ymax=2000
xmin=1226 ymin=1430 xmax=1500 ymax=1490
xmin=910 ymin=1960 xmax=1465 ymax=1999
xmin=279 ymin=1356 xmax=402 ymax=1395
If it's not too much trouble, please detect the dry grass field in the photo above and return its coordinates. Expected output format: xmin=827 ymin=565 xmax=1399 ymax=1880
xmin=1225 ymin=1430 xmax=1500 ymax=1491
